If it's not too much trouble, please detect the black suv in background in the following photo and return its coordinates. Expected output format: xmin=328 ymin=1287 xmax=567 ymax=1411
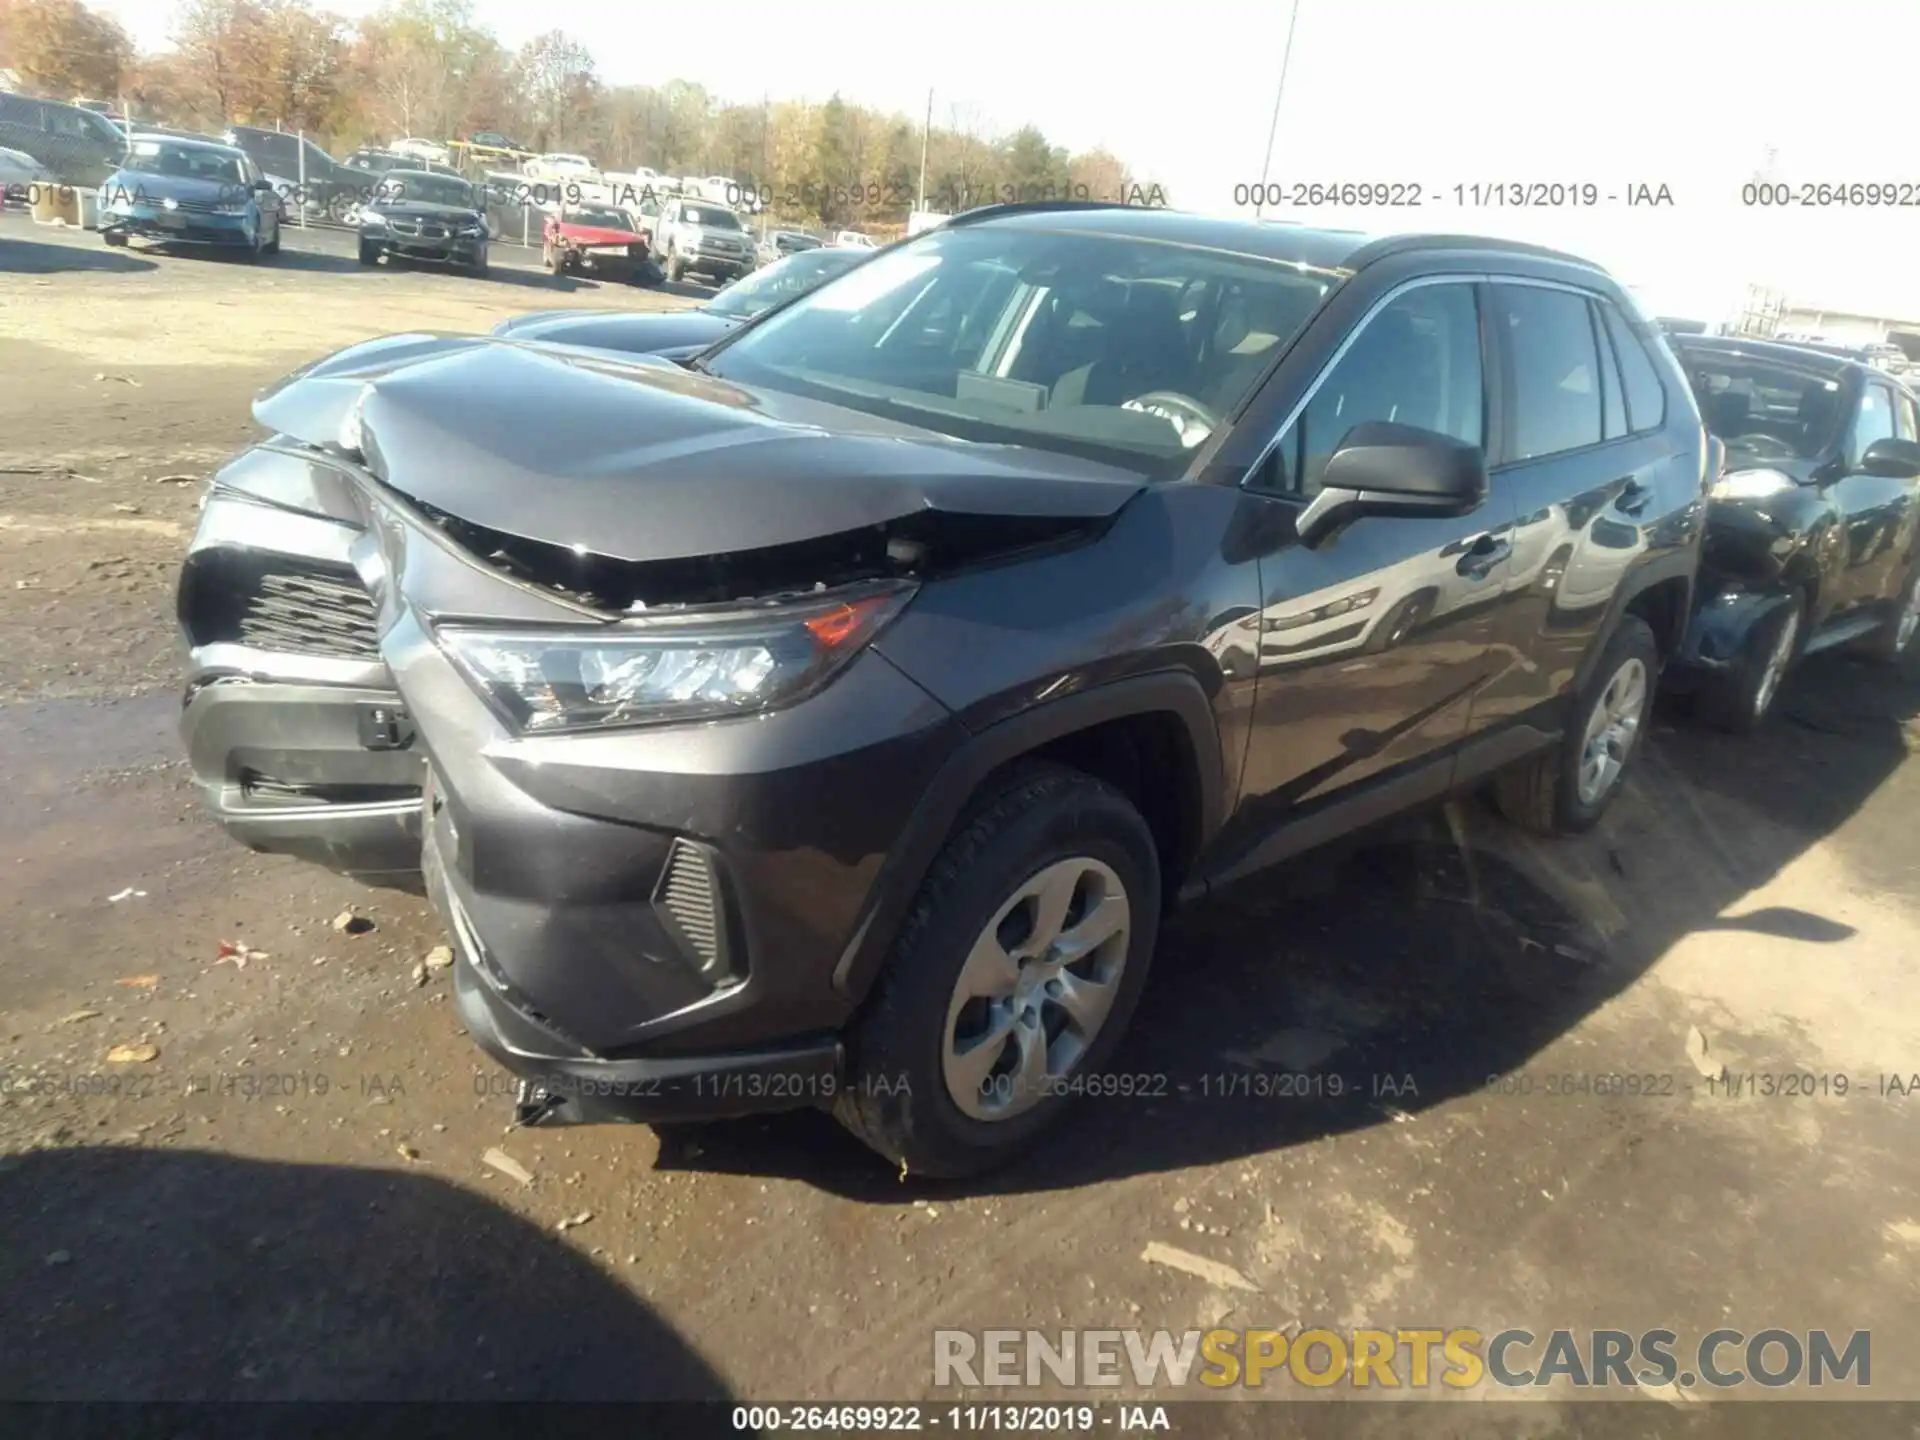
xmin=0 ymin=90 xmax=126 ymax=184
xmin=1666 ymin=335 xmax=1920 ymax=728
xmin=224 ymin=125 xmax=358 ymax=218
xmin=177 ymin=205 xmax=1708 ymax=1175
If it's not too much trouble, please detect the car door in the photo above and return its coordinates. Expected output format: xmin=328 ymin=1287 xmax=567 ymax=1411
xmin=1467 ymin=282 xmax=1683 ymax=733
xmin=1825 ymin=377 xmax=1917 ymax=618
xmin=1235 ymin=277 xmax=1515 ymax=815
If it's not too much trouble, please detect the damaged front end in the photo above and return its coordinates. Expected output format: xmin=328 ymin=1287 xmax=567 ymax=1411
xmin=181 ymin=332 xmax=1142 ymax=1108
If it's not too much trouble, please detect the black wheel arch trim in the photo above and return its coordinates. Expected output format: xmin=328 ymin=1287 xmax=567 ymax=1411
xmin=1574 ymin=550 xmax=1696 ymax=696
xmin=830 ymin=668 xmax=1227 ymax=1002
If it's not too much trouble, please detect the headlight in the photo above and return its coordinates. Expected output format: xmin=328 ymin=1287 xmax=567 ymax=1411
xmin=1711 ymin=467 xmax=1793 ymax=501
xmin=437 ymin=584 xmax=914 ymax=733
xmin=459 ymin=222 xmax=485 ymax=237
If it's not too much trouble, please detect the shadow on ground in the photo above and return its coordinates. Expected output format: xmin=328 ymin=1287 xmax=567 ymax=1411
xmin=658 ymin=647 xmax=1920 ymax=1199
xmin=0 ymin=237 xmax=157 ymax=275
xmin=0 ymin=1146 xmax=730 ymax=1401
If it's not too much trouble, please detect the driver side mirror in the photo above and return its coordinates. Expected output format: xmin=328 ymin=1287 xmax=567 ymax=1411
xmin=1859 ymin=436 xmax=1920 ymax=478
xmin=1295 ymin=421 xmax=1489 ymax=546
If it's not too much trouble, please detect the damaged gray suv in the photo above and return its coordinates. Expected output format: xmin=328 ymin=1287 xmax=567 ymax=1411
xmin=177 ymin=203 xmax=1708 ymax=1175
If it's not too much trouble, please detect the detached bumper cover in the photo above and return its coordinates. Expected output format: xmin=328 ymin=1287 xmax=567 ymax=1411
xmin=105 ymin=210 xmax=253 ymax=245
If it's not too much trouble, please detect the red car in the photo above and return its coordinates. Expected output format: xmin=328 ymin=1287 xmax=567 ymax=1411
xmin=542 ymin=204 xmax=656 ymax=283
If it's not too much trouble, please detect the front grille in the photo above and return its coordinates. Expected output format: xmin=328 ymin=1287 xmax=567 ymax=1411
xmin=389 ymin=218 xmax=448 ymax=238
xmin=233 ymin=563 xmax=380 ymax=660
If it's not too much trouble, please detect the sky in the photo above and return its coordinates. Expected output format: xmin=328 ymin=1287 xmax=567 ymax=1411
xmin=90 ymin=0 xmax=1920 ymax=324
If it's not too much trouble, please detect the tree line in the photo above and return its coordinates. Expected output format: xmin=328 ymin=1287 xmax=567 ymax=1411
xmin=0 ymin=0 xmax=1165 ymax=230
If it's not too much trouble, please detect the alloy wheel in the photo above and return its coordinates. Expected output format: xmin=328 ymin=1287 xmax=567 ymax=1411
xmin=941 ymin=857 xmax=1132 ymax=1122
xmin=1754 ymin=607 xmax=1800 ymax=719
xmin=1577 ymin=657 xmax=1649 ymax=806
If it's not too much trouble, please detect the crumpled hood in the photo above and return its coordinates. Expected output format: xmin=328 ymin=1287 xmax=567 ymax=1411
xmin=490 ymin=308 xmax=735 ymax=355
xmin=554 ymin=223 xmax=645 ymax=246
xmin=253 ymin=333 xmax=1147 ymax=564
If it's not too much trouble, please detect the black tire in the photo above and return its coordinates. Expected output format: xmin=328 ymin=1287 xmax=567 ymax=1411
xmin=666 ymin=251 xmax=685 ymax=284
xmin=102 ymin=230 xmax=126 ymax=248
xmin=1495 ymin=615 xmax=1660 ymax=835
xmin=357 ymin=239 xmax=381 ymax=266
xmin=834 ymin=763 xmax=1162 ymax=1178
xmin=263 ymin=224 xmax=280 ymax=255
xmin=1865 ymin=566 xmax=1920 ymax=665
xmin=471 ymin=246 xmax=489 ymax=277
xmin=1699 ymin=595 xmax=1803 ymax=733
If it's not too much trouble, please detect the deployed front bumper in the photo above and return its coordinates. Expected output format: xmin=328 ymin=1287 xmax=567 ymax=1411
xmin=103 ymin=207 xmax=253 ymax=246
xmin=366 ymin=231 xmax=486 ymax=264
xmin=176 ymin=467 xmax=425 ymax=880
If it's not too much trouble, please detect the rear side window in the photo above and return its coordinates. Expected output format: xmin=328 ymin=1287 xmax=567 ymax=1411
xmin=1274 ymin=281 xmax=1484 ymax=497
xmin=1499 ymin=284 xmax=1601 ymax=461
xmin=1590 ymin=300 xmax=1627 ymax=441
xmin=1599 ymin=301 xmax=1668 ymax=433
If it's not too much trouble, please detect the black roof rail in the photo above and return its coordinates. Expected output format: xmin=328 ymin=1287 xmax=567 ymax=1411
xmin=1344 ymin=231 xmax=1610 ymax=274
xmin=944 ymin=198 xmax=1157 ymax=227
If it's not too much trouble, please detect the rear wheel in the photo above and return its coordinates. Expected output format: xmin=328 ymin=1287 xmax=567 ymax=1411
xmin=1866 ymin=567 xmax=1920 ymax=664
xmin=835 ymin=763 xmax=1160 ymax=1177
xmin=1495 ymin=616 xmax=1658 ymax=834
xmin=1700 ymin=595 xmax=1802 ymax=733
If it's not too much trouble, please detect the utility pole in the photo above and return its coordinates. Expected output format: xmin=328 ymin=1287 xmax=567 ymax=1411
xmin=1254 ymin=0 xmax=1302 ymax=220
xmin=916 ymin=87 xmax=932 ymax=213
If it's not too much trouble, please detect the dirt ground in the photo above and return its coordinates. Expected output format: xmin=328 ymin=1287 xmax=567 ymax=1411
xmin=3 ymin=214 xmax=1920 ymax=1434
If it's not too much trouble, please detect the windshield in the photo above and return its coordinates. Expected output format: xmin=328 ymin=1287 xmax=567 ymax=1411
xmin=1682 ymin=351 xmax=1844 ymax=461
xmin=379 ymin=173 xmax=476 ymax=208
xmin=121 ymin=141 xmax=242 ymax=184
xmin=702 ymin=224 xmax=1340 ymax=477
xmin=681 ymin=204 xmax=742 ymax=230
xmin=567 ymin=206 xmax=634 ymax=229
xmin=707 ymin=249 xmax=866 ymax=320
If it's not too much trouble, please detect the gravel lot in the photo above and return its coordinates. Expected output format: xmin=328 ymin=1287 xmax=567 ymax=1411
xmin=3 ymin=212 xmax=1919 ymax=1432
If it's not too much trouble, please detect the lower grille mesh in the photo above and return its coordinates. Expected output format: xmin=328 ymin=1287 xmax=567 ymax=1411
xmin=234 ymin=565 xmax=380 ymax=661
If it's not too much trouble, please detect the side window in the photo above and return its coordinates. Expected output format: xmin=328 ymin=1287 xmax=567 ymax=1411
xmin=1590 ymin=300 xmax=1627 ymax=441
xmin=1848 ymin=383 xmax=1897 ymax=468
xmin=1499 ymin=284 xmax=1601 ymax=461
xmin=1894 ymin=389 xmax=1919 ymax=442
xmin=1599 ymin=301 xmax=1667 ymax=433
xmin=1267 ymin=282 xmax=1483 ymax=497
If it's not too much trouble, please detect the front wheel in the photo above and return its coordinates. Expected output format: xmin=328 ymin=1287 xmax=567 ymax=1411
xmin=470 ymin=245 xmax=489 ymax=277
xmin=835 ymin=763 xmax=1161 ymax=1177
xmin=357 ymin=238 xmax=381 ymax=266
xmin=1699 ymin=595 xmax=1802 ymax=733
xmin=1495 ymin=616 xmax=1659 ymax=834
xmin=102 ymin=230 xmax=127 ymax=248
xmin=665 ymin=251 xmax=685 ymax=284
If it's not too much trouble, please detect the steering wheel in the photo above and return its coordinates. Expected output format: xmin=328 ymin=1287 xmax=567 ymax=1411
xmin=1728 ymin=432 xmax=1796 ymax=460
xmin=1122 ymin=391 xmax=1222 ymax=447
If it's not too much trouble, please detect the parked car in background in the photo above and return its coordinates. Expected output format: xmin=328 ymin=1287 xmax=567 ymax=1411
xmin=180 ymin=206 xmax=1707 ymax=1175
xmin=0 ymin=143 xmax=48 ymax=198
xmin=653 ymin=195 xmax=756 ymax=284
xmin=524 ymin=152 xmax=599 ymax=183
xmin=833 ymin=229 xmax=877 ymax=248
xmin=98 ymin=134 xmax=281 ymax=259
xmin=759 ymin=228 xmax=822 ymax=263
xmin=469 ymin=131 xmax=523 ymax=153
xmin=0 ymin=90 xmax=125 ymax=184
xmin=541 ymin=202 xmax=655 ymax=281
xmin=341 ymin=147 xmax=460 ymax=180
xmin=388 ymin=137 xmax=452 ymax=167
xmin=225 ymin=125 xmax=356 ymax=220
xmin=495 ymin=245 xmax=869 ymax=355
xmin=1666 ymin=335 xmax=1920 ymax=729
xmin=356 ymin=169 xmax=489 ymax=274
